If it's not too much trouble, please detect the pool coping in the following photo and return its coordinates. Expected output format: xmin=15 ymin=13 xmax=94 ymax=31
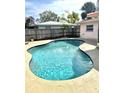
xmin=25 ymin=39 xmax=99 ymax=93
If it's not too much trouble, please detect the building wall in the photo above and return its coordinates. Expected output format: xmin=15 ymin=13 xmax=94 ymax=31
xmin=80 ymin=21 xmax=98 ymax=39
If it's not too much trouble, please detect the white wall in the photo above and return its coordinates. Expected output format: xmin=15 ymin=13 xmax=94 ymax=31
xmin=80 ymin=21 xmax=99 ymax=39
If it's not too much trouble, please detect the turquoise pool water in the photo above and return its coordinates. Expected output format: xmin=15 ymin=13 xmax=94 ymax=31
xmin=28 ymin=39 xmax=93 ymax=80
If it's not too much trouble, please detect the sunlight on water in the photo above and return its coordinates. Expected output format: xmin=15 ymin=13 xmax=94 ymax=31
xmin=28 ymin=40 xmax=93 ymax=80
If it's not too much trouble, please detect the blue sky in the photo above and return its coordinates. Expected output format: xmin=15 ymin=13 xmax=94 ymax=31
xmin=25 ymin=0 xmax=97 ymax=19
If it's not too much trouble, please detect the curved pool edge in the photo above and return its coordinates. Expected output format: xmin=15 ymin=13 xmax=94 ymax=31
xmin=25 ymin=39 xmax=99 ymax=93
xmin=25 ymin=39 xmax=97 ymax=82
xmin=79 ymin=43 xmax=96 ymax=52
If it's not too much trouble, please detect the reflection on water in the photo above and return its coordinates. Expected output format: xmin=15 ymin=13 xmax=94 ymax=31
xmin=28 ymin=40 xmax=93 ymax=80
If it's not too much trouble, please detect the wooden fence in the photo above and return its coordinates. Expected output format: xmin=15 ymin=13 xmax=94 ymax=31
xmin=25 ymin=26 xmax=80 ymax=41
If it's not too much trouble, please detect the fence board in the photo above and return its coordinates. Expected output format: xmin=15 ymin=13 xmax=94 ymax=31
xmin=25 ymin=26 xmax=80 ymax=41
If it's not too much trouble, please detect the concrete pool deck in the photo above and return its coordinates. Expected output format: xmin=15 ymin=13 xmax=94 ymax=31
xmin=25 ymin=40 xmax=99 ymax=93
xmin=82 ymin=38 xmax=99 ymax=71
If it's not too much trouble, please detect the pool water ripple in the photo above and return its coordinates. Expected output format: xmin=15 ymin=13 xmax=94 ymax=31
xmin=28 ymin=40 xmax=93 ymax=80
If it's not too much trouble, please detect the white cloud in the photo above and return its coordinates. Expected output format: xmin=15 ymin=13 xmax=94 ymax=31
xmin=25 ymin=1 xmax=38 ymax=17
xmin=37 ymin=0 xmax=97 ymax=19
xmin=26 ymin=0 xmax=97 ymax=19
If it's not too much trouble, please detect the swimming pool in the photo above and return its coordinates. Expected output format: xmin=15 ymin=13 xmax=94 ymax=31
xmin=28 ymin=39 xmax=93 ymax=80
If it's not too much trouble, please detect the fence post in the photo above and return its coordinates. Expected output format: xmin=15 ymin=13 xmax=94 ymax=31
xmin=35 ymin=28 xmax=37 ymax=40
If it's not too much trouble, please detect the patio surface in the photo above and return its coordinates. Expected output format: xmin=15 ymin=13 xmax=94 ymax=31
xmin=82 ymin=38 xmax=99 ymax=71
xmin=25 ymin=39 xmax=99 ymax=93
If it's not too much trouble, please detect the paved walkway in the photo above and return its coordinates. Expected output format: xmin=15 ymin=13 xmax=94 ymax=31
xmin=82 ymin=39 xmax=99 ymax=71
